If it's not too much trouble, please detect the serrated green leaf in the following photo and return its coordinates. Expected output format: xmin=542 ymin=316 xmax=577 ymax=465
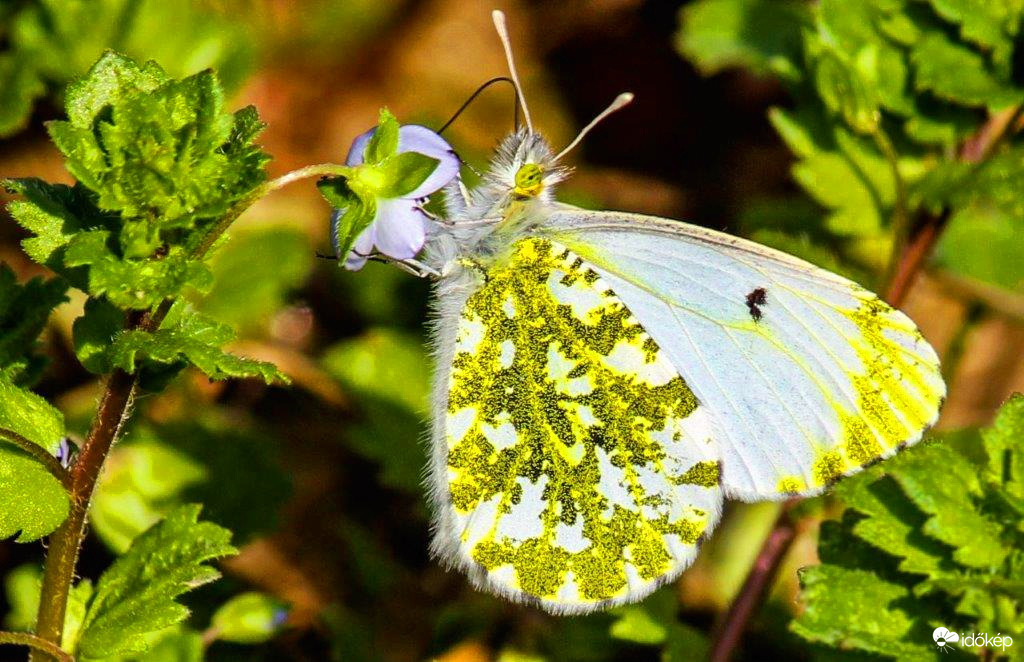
xmin=0 ymin=264 xmax=68 ymax=381
xmin=211 ymin=592 xmax=288 ymax=644
xmin=365 ymin=108 xmax=400 ymax=164
xmin=924 ymin=0 xmax=1022 ymax=63
xmin=887 ymin=444 xmax=1008 ymax=568
xmin=107 ymin=308 xmax=287 ymax=384
xmin=793 ymin=151 xmax=883 ymax=235
xmin=791 ymin=565 xmax=940 ymax=661
xmin=982 ymin=394 xmax=1024 ymax=499
xmin=3 ymin=178 xmax=115 ymax=282
xmin=676 ymin=0 xmax=809 ymax=81
xmin=73 ymin=298 xmax=126 ymax=374
xmin=48 ymin=53 xmax=268 ymax=240
xmin=77 ymin=505 xmax=236 ymax=658
xmin=835 ymin=475 xmax=953 ymax=576
xmin=813 ymin=49 xmax=881 ymax=133
xmin=911 ymin=32 xmax=1024 ymax=108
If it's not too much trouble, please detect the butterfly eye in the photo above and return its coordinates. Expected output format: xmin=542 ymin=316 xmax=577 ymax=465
xmin=514 ymin=163 xmax=544 ymax=197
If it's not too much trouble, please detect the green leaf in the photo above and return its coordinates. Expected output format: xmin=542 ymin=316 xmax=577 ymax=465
xmin=0 ymin=51 xmax=45 ymax=137
xmin=210 ymin=592 xmax=288 ymax=644
xmin=813 ymin=49 xmax=881 ymax=134
xmin=676 ymin=0 xmax=809 ymax=81
xmin=91 ymin=421 xmax=290 ymax=552
xmin=0 ymin=376 xmax=69 ymax=542
xmin=378 ymin=151 xmax=441 ymax=198
xmin=49 ymin=52 xmax=268 ymax=236
xmin=2 ymin=564 xmax=93 ymax=648
xmin=791 ymin=565 xmax=939 ymax=662
xmin=365 ymin=107 xmax=400 ymax=164
xmin=982 ymin=394 xmax=1024 ymax=499
xmin=835 ymin=474 xmax=953 ymax=576
xmin=923 ymin=0 xmax=1021 ymax=62
xmin=935 ymin=205 xmax=1024 ymax=291
xmin=886 ymin=444 xmax=1009 ymax=569
xmin=3 ymin=178 xmax=114 ymax=283
xmin=73 ymin=298 xmax=126 ymax=374
xmin=90 ymin=440 xmax=207 ymax=554
xmin=64 ymin=232 xmax=214 ymax=310
xmin=911 ymin=32 xmax=1024 ymax=109
xmin=608 ymin=605 xmax=667 ymax=645
xmin=0 ymin=264 xmax=68 ymax=381
xmin=107 ymin=306 xmax=287 ymax=385
xmin=77 ymin=505 xmax=236 ymax=658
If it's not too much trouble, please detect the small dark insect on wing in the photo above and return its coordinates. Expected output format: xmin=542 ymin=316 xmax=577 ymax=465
xmin=745 ymin=287 xmax=767 ymax=321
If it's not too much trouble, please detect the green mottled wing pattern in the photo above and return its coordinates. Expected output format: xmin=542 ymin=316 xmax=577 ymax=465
xmin=434 ymin=237 xmax=722 ymax=612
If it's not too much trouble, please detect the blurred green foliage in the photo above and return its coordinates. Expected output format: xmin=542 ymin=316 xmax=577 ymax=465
xmin=0 ymin=0 xmax=252 ymax=137
xmin=678 ymin=0 xmax=1024 ymax=294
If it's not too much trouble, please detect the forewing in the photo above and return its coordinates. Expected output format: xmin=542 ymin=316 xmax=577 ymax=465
xmin=543 ymin=209 xmax=945 ymax=500
xmin=429 ymin=237 xmax=722 ymax=613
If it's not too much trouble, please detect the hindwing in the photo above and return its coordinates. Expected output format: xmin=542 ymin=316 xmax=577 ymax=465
xmin=431 ymin=237 xmax=722 ymax=612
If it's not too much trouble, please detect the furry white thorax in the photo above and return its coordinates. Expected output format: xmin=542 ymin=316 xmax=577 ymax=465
xmin=422 ymin=128 xmax=570 ymax=274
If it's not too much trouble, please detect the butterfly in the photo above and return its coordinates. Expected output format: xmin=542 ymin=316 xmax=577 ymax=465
xmin=335 ymin=10 xmax=945 ymax=614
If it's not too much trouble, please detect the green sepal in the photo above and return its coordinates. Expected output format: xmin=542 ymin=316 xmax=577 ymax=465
xmin=364 ymin=107 xmax=400 ymax=164
xmin=321 ymin=182 xmax=377 ymax=263
xmin=377 ymin=151 xmax=441 ymax=198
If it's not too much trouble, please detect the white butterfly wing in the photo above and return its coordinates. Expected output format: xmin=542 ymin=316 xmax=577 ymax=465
xmin=542 ymin=208 xmax=945 ymax=500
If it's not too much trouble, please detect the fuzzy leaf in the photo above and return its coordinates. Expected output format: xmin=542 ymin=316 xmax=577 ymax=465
xmin=791 ymin=565 xmax=940 ymax=662
xmin=77 ymin=505 xmax=236 ymax=658
xmin=0 ymin=264 xmax=68 ymax=381
xmin=107 ymin=307 xmax=287 ymax=384
xmin=0 ymin=376 xmax=69 ymax=541
xmin=911 ymin=32 xmax=1023 ymax=108
xmin=886 ymin=444 xmax=1009 ymax=569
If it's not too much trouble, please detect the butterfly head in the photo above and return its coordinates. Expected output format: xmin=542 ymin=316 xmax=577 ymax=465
xmin=486 ymin=11 xmax=633 ymax=206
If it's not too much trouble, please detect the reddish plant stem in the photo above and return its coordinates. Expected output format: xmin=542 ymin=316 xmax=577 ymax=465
xmin=708 ymin=502 xmax=797 ymax=662
xmin=32 ymin=369 xmax=136 ymax=658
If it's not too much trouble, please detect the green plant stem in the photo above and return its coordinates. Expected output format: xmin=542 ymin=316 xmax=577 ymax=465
xmin=191 ymin=163 xmax=350 ymax=260
xmin=0 ymin=428 xmax=69 ymax=488
xmin=0 ymin=631 xmax=73 ymax=662
xmin=30 ymin=162 xmax=347 ymax=661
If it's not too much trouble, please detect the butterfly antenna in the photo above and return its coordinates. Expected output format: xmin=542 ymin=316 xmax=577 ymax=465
xmin=554 ymin=92 xmax=634 ymax=162
xmin=492 ymin=10 xmax=533 ymax=133
xmin=437 ymin=76 xmax=516 ymax=135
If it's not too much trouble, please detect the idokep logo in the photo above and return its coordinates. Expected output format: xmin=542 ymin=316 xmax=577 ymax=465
xmin=933 ymin=626 xmax=1014 ymax=653
xmin=933 ymin=627 xmax=958 ymax=652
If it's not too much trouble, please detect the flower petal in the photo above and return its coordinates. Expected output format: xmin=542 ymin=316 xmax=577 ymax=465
xmin=345 ymin=127 xmax=375 ymax=166
xmin=373 ymin=198 xmax=427 ymax=260
xmin=397 ymin=125 xmax=461 ymax=198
